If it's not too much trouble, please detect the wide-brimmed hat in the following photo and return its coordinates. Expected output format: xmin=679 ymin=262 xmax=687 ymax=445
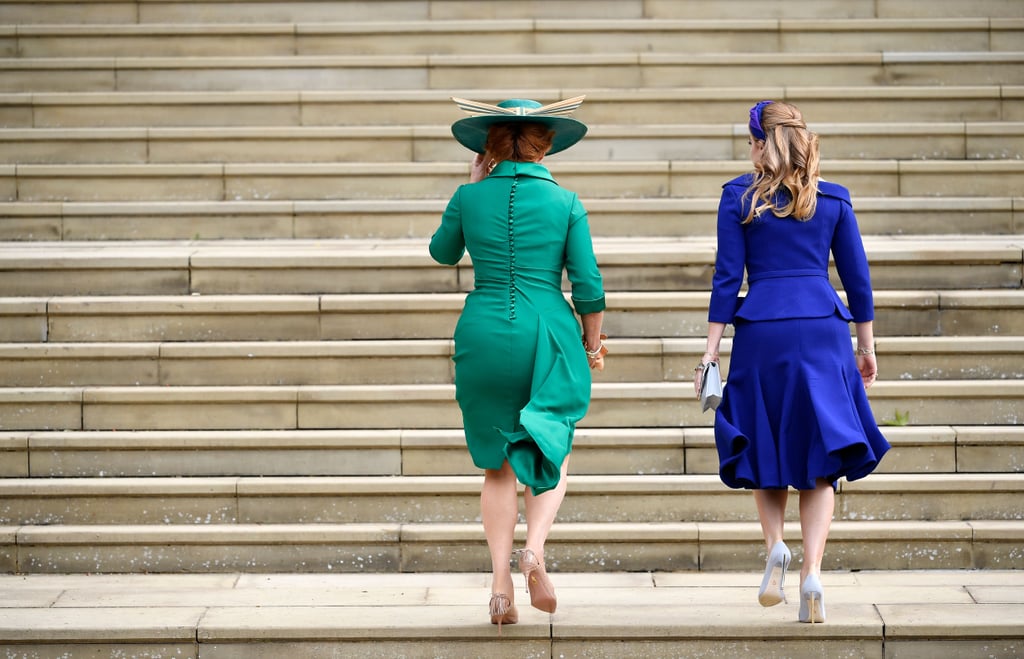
xmin=450 ymin=96 xmax=588 ymax=155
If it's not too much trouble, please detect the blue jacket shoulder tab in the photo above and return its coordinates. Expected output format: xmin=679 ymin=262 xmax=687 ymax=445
xmin=817 ymin=180 xmax=851 ymax=205
xmin=722 ymin=173 xmax=753 ymax=190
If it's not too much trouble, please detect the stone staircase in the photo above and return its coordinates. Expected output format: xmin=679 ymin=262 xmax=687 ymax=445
xmin=1 ymin=0 xmax=1023 ymax=655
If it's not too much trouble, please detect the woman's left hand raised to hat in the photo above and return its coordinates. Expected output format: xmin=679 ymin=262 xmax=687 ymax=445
xmin=469 ymin=154 xmax=491 ymax=183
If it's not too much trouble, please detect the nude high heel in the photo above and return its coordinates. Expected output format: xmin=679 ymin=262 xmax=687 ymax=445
xmin=489 ymin=592 xmax=518 ymax=635
xmin=515 ymin=549 xmax=557 ymax=613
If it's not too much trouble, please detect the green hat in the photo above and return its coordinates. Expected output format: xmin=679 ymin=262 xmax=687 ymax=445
xmin=450 ymin=96 xmax=588 ymax=156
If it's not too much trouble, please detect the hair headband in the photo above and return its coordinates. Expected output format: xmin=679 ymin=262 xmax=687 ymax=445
xmin=748 ymin=100 xmax=773 ymax=141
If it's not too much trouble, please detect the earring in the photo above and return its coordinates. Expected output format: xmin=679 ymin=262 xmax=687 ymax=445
xmin=486 ymin=159 xmax=497 ymax=174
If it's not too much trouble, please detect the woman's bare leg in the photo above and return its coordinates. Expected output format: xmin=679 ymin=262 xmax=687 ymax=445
xmin=754 ymin=488 xmax=789 ymax=550
xmin=798 ymin=478 xmax=835 ymax=581
xmin=481 ymin=460 xmax=519 ymax=597
xmin=522 ymin=457 xmax=570 ymax=560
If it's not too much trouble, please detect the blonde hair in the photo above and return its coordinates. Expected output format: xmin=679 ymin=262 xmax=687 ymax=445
xmin=744 ymin=102 xmax=820 ymax=224
xmin=483 ymin=122 xmax=555 ymax=165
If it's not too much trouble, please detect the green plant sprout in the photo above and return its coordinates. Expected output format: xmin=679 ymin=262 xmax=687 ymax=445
xmin=880 ymin=409 xmax=911 ymax=426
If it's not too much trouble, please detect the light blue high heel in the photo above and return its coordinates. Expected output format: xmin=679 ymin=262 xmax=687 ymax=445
xmin=758 ymin=541 xmax=791 ymax=607
xmin=799 ymin=573 xmax=826 ymax=623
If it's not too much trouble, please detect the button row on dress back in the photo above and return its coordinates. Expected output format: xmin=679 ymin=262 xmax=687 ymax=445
xmin=507 ymin=175 xmax=518 ymax=321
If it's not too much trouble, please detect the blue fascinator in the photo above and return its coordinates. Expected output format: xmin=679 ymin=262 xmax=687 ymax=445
xmin=748 ymin=100 xmax=774 ymax=141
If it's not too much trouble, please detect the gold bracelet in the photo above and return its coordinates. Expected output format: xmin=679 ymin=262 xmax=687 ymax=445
xmin=856 ymin=347 xmax=874 ymax=355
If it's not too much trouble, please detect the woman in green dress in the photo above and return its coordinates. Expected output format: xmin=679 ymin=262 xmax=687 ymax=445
xmin=429 ymin=96 xmax=606 ymax=630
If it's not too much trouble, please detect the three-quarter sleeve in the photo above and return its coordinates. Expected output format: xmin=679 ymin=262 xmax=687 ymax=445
xmin=564 ymin=194 xmax=605 ymax=314
xmin=831 ymin=199 xmax=875 ymax=322
xmin=429 ymin=187 xmax=467 ymax=266
xmin=708 ymin=184 xmax=747 ymax=323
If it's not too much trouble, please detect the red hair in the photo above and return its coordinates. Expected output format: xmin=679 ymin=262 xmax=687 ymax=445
xmin=483 ymin=122 xmax=555 ymax=165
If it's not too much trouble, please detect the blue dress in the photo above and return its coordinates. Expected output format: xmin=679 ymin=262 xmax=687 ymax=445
xmin=429 ymin=161 xmax=606 ymax=495
xmin=708 ymin=174 xmax=890 ymax=490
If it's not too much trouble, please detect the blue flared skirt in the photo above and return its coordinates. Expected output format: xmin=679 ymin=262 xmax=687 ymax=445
xmin=714 ymin=313 xmax=890 ymax=490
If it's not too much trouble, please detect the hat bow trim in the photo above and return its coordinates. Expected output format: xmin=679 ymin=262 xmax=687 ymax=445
xmin=451 ymin=95 xmax=586 ymax=118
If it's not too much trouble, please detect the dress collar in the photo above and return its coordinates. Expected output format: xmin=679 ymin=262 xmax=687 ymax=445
xmin=489 ymin=160 xmax=557 ymax=183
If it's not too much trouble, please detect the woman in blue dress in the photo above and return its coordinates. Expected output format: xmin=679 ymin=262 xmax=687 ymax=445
xmin=697 ymin=100 xmax=890 ymax=623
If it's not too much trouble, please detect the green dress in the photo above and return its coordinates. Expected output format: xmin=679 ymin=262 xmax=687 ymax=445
xmin=429 ymin=161 xmax=606 ymax=494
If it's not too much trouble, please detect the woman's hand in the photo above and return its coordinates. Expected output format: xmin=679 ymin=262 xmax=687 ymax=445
xmin=854 ymin=322 xmax=876 ymax=388
xmin=581 ymin=314 xmax=606 ymax=372
xmin=469 ymin=153 xmax=491 ymax=183
xmin=693 ymin=352 xmax=718 ymax=398
xmin=585 ymin=333 xmax=608 ymax=371
xmin=857 ymin=353 xmax=877 ymax=388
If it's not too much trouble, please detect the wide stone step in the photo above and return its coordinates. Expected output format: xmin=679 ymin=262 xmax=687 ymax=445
xmin=1 ymin=473 xmax=1022 ymax=526
xmin=1 ymin=380 xmax=1022 ymax=431
xmin=1 ymin=519 xmax=1020 ymax=573
xmin=879 ymin=336 xmax=1024 ymax=380
xmin=4 ymin=425 xmax=1020 ymax=479
xmin=5 ymin=0 xmax=1022 ymax=23
xmin=3 ymin=86 xmax=1020 ymax=128
xmin=2 ymin=52 xmax=1023 ymax=94
xmin=0 ymin=237 xmax=1019 ymax=295
xmin=4 ymin=197 xmax=1021 ymax=242
xmin=3 ymin=122 xmax=1023 ymax=164
xmin=0 ymin=570 xmax=1020 ymax=658
xmin=0 ymin=0 xmax=453 ymax=24
xmin=4 ymin=160 xmax=1022 ymax=202
xmin=0 ymin=336 xmax=1021 ymax=387
xmin=4 ymin=289 xmax=1023 ymax=343
xmin=7 ymin=18 xmax=1021 ymax=58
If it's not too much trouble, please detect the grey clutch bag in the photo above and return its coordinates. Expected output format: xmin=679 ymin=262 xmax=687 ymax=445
xmin=699 ymin=361 xmax=723 ymax=412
